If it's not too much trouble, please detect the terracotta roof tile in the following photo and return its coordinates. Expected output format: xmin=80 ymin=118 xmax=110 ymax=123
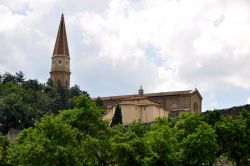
xmin=53 ymin=14 xmax=69 ymax=56
xmin=95 ymin=90 xmax=197 ymax=101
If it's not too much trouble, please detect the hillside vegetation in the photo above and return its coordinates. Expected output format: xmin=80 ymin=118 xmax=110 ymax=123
xmin=0 ymin=72 xmax=250 ymax=166
xmin=0 ymin=71 xmax=88 ymax=133
xmin=216 ymin=104 xmax=250 ymax=116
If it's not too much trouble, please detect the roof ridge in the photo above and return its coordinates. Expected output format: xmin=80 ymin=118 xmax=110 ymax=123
xmin=94 ymin=89 xmax=198 ymax=100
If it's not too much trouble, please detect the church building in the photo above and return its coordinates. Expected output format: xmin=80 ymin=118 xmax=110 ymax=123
xmin=100 ymin=87 xmax=202 ymax=123
xmin=104 ymin=95 xmax=169 ymax=125
xmin=49 ymin=14 xmax=202 ymax=124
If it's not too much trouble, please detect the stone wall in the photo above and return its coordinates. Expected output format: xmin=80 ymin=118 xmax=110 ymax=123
xmin=150 ymin=94 xmax=191 ymax=111
xmin=191 ymin=92 xmax=202 ymax=113
xmin=104 ymin=98 xmax=168 ymax=124
xmin=100 ymin=90 xmax=202 ymax=119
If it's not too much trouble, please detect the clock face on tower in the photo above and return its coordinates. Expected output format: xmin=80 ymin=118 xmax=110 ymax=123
xmin=57 ymin=59 xmax=63 ymax=65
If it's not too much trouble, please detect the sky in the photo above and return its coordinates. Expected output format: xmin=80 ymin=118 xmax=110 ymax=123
xmin=0 ymin=0 xmax=250 ymax=111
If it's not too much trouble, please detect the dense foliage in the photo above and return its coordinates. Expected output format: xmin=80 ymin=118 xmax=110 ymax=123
xmin=1 ymin=96 xmax=249 ymax=165
xmin=0 ymin=72 xmax=88 ymax=133
xmin=0 ymin=72 xmax=250 ymax=165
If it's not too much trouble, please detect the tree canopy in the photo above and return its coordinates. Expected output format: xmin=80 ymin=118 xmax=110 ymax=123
xmin=1 ymin=71 xmax=250 ymax=165
xmin=0 ymin=72 xmax=88 ymax=133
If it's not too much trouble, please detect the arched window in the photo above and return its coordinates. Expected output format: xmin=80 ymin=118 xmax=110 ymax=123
xmin=194 ymin=103 xmax=198 ymax=113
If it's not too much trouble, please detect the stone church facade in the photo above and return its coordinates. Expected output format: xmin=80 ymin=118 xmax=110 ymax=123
xmin=104 ymin=96 xmax=169 ymax=125
xmin=100 ymin=88 xmax=202 ymax=120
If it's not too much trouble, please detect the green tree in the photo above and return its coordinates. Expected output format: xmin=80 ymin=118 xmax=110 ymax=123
xmin=59 ymin=95 xmax=112 ymax=165
xmin=1 ymin=71 xmax=24 ymax=85
xmin=0 ymin=82 xmax=50 ymax=132
xmin=145 ymin=118 xmax=180 ymax=165
xmin=21 ymin=79 xmax=43 ymax=91
xmin=55 ymin=82 xmax=70 ymax=111
xmin=7 ymin=115 xmax=84 ymax=165
xmin=110 ymin=104 xmax=122 ymax=127
xmin=174 ymin=113 xmax=219 ymax=165
xmin=15 ymin=71 xmax=25 ymax=85
xmin=80 ymin=135 xmax=112 ymax=165
xmin=110 ymin=123 xmax=156 ymax=165
xmin=0 ymin=134 xmax=9 ymax=165
xmin=69 ymin=85 xmax=89 ymax=98
xmin=95 ymin=97 xmax=105 ymax=109
xmin=0 ymin=71 xmax=90 ymax=134
xmin=44 ymin=82 xmax=70 ymax=114
xmin=7 ymin=95 xmax=110 ymax=165
xmin=128 ymin=121 xmax=148 ymax=137
xmin=200 ymin=110 xmax=221 ymax=126
xmin=181 ymin=122 xmax=218 ymax=166
xmin=174 ymin=113 xmax=202 ymax=141
xmin=1 ymin=72 xmax=17 ymax=85
xmin=215 ymin=112 xmax=250 ymax=166
xmin=58 ymin=95 xmax=108 ymax=138
xmin=68 ymin=85 xmax=90 ymax=108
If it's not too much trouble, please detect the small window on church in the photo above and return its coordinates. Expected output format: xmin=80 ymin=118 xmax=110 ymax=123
xmin=66 ymin=61 xmax=69 ymax=65
xmin=194 ymin=103 xmax=198 ymax=113
xmin=65 ymin=80 xmax=68 ymax=87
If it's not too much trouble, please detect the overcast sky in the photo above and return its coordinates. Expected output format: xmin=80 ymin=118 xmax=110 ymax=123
xmin=1 ymin=0 xmax=250 ymax=111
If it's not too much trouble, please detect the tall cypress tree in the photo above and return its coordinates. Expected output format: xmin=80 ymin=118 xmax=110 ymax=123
xmin=110 ymin=104 xmax=122 ymax=127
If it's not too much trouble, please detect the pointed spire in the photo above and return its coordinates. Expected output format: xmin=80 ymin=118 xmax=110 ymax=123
xmin=53 ymin=13 xmax=69 ymax=56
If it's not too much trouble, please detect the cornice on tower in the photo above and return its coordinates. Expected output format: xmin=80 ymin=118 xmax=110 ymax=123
xmin=53 ymin=13 xmax=69 ymax=56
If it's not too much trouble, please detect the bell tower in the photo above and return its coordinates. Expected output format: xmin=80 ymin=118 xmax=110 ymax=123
xmin=50 ymin=14 xmax=71 ymax=88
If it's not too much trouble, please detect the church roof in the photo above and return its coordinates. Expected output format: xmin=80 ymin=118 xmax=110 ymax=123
xmin=121 ymin=96 xmax=162 ymax=105
xmin=96 ymin=89 xmax=202 ymax=101
xmin=53 ymin=14 xmax=69 ymax=56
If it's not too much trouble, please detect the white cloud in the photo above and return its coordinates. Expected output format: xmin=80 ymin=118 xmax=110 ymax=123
xmin=247 ymin=97 xmax=250 ymax=104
